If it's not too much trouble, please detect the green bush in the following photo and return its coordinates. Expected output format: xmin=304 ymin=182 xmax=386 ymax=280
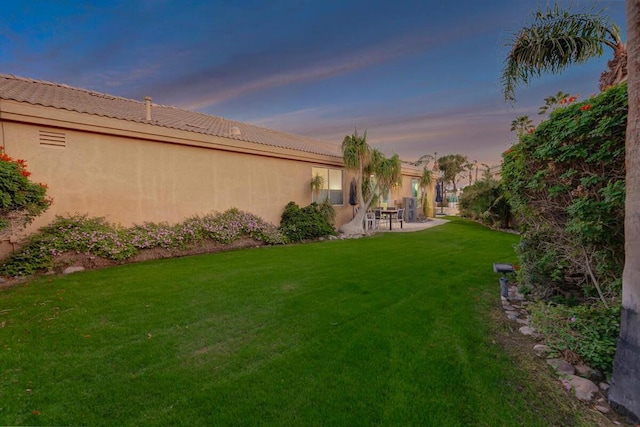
xmin=0 ymin=209 xmax=286 ymax=276
xmin=279 ymin=202 xmax=336 ymax=242
xmin=502 ymin=85 xmax=626 ymax=301
xmin=0 ymin=150 xmax=51 ymax=232
xmin=530 ymin=302 xmax=620 ymax=375
xmin=459 ymin=179 xmax=512 ymax=228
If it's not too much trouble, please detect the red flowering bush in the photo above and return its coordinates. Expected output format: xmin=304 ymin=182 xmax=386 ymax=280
xmin=0 ymin=149 xmax=52 ymax=234
xmin=502 ymin=84 xmax=626 ymax=302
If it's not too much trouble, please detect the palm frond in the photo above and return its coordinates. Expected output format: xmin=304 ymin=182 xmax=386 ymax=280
xmin=502 ymin=4 xmax=618 ymax=101
xmin=342 ymin=130 xmax=370 ymax=170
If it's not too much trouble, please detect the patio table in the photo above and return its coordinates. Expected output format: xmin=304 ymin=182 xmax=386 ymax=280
xmin=381 ymin=209 xmax=399 ymax=230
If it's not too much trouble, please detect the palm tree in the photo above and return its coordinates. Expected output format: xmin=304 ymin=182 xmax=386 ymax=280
xmin=418 ymin=167 xmax=433 ymax=217
xmin=463 ymin=161 xmax=475 ymax=186
xmin=538 ymin=90 xmax=570 ymax=115
xmin=339 ymin=130 xmax=401 ymax=235
xmin=510 ymin=115 xmax=534 ymax=139
xmin=609 ymin=2 xmax=640 ymax=421
xmin=412 ymin=153 xmax=435 ymax=168
xmin=502 ymin=3 xmax=638 ymax=420
xmin=310 ymin=173 xmax=325 ymax=203
xmin=502 ymin=4 xmax=627 ymax=102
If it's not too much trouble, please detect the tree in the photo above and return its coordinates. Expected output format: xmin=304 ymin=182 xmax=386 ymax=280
xmin=310 ymin=173 xmax=325 ymax=203
xmin=609 ymin=1 xmax=640 ymax=421
xmin=437 ymin=154 xmax=467 ymax=192
xmin=463 ymin=161 xmax=475 ymax=186
xmin=502 ymin=2 xmax=638 ymax=420
xmin=412 ymin=153 xmax=435 ymax=168
xmin=0 ymin=149 xmax=52 ymax=236
xmin=502 ymin=4 xmax=627 ymax=101
xmin=418 ymin=167 xmax=433 ymax=217
xmin=538 ymin=90 xmax=570 ymax=115
xmin=510 ymin=115 xmax=534 ymax=139
xmin=339 ymin=130 xmax=401 ymax=235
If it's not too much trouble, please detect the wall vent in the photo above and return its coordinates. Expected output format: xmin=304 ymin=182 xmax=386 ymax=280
xmin=39 ymin=130 xmax=66 ymax=148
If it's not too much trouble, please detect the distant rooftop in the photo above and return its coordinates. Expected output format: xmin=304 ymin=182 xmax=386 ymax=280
xmin=0 ymin=74 xmax=342 ymax=158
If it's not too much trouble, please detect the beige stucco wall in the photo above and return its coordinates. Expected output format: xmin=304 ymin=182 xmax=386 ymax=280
xmin=4 ymin=123 xmax=319 ymax=225
xmin=0 ymin=100 xmax=425 ymax=257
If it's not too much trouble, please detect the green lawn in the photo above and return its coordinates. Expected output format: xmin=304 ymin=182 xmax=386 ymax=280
xmin=0 ymin=219 xmax=596 ymax=425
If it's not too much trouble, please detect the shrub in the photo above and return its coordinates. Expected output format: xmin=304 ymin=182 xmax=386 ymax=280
xmin=0 ymin=149 xmax=52 ymax=233
xmin=459 ymin=179 xmax=512 ymax=228
xmin=0 ymin=209 xmax=286 ymax=276
xmin=279 ymin=202 xmax=336 ymax=242
xmin=502 ymin=85 xmax=626 ymax=302
xmin=530 ymin=302 xmax=620 ymax=375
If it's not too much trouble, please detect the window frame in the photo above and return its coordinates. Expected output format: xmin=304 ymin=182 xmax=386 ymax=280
xmin=311 ymin=166 xmax=344 ymax=205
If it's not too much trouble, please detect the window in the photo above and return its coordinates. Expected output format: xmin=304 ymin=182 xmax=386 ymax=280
xmin=411 ymin=178 xmax=419 ymax=197
xmin=311 ymin=167 xmax=343 ymax=205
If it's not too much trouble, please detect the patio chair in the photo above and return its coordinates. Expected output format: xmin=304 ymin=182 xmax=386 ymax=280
xmin=365 ymin=211 xmax=377 ymax=230
xmin=374 ymin=208 xmax=383 ymax=224
xmin=394 ymin=208 xmax=405 ymax=229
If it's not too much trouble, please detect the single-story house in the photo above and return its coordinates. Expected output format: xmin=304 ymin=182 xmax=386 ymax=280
xmin=0 ymin=74 xmax=430 ymax=255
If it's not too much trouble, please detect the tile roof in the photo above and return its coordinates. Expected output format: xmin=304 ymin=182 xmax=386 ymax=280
xmin=0 ymin=74 xmax=342 ymax=158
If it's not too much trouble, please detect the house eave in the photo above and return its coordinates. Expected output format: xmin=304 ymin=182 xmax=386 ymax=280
xmin=0 ymin=99 xmax=344 ymax=167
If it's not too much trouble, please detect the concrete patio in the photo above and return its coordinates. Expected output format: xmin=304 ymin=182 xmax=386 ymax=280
xmin=375 ymin=218 xmax=449 ymax=233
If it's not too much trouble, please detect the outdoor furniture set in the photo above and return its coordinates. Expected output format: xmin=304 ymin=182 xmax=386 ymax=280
xmin=364 ymin=207 xmax=404 ymax=231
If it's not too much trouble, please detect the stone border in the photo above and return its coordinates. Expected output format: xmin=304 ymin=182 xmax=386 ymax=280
xmin=500 ymin=285 xmax=620 ymax=420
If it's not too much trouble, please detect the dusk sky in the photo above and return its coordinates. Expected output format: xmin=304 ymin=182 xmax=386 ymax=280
xmin=0 ymin=1 xmax=627 ymax=167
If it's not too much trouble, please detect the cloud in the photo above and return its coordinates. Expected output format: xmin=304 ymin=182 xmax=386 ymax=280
xmin=248 ymin=96 xmax=521 ymax=166
xmin=164 ymin=13 xmax=500 ymax=111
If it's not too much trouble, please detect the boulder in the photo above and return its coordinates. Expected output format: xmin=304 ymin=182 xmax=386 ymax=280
xmin=519 ymin=325 xmax=537 ymax=336
xmin=533 ymin=344 xmax=552 ymax=357
xmin=574 ymin=364 xmax=604 ymax=382
xmin=62 ymin=266 xmax=85 ymax=275
xmin=566 ymin=374 xmax=599 ymax=402
xmin=547 ymin=358 xmax=576 ymax=376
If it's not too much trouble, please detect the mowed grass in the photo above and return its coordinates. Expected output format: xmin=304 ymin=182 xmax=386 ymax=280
xmin=0 ymin=219 xmax=590 ymax=425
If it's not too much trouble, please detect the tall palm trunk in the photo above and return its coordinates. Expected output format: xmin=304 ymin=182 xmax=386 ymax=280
xmin=600 ymin=41 xmax=628 ymax=90
xmin=609 ymin=1 xmax=640 ymax=422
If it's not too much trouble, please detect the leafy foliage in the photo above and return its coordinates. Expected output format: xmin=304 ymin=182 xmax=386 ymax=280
xmin=0 ymin=150 xmax=52 ymax=233
xmin=279 ymin=201 xmax=336 ymax=242
xmin=459 ymin=179 xmax=512 ymax=228
xmin=502 ymin=4 xmax=623 ymax=101
xmin=418 ymin=167 xmax=433 ymax=217
xmin=531 ymin=302 xmax=620 ymax=375
xmin=0 ymin=209 xmax=286 ymax=276
xmin=502 ymin=84 xmax=626 ymax=302
xmin=437 ymin=153 xmax=467 ymax=191
xmin=341 ymin=130 xmax=401 ymax=231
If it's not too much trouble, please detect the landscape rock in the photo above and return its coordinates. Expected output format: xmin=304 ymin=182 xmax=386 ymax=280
xmin=516 ymin=318 xmax=530 ymax=325
xmin=547 ymin=358 xmax=576 ymax=376
xmin=62 ymin=266 xmax=85 ymax=275
xmin=533 ymin=344 xmax=552 ymax=357
xmin=574 ymin=364 xmax=604 ymax=382
xmin=519 ymin=325 xmax=537 ymax=336
xmin=566 ymin=374 xmax=599 ymax=402
xmin=595 ymin=405 xmax=609 ymax=414
xmin=599 ymin=382 xmax=610 ymax=392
